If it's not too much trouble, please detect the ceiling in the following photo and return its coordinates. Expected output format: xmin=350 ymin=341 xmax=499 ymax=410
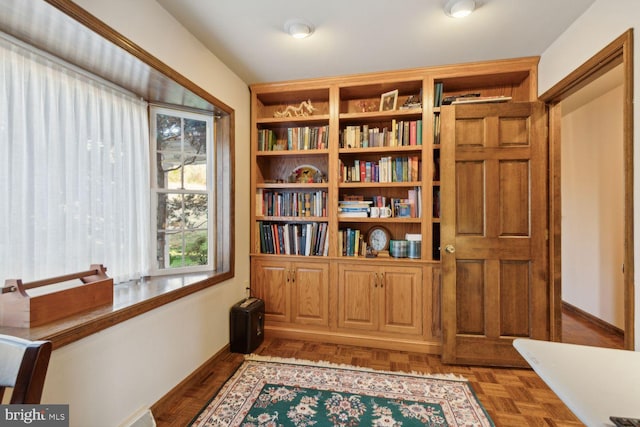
xmin=157 ymin=0 xmax=597 ymax=85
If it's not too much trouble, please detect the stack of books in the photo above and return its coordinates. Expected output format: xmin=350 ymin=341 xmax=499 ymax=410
xmin=338 ymin=200 xmax=372 ymax=218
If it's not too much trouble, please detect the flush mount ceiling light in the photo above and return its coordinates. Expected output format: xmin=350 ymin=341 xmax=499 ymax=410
xmin=284 ymin=19 xmax=314 ymax=39
xmin=444 ymin=0 xmax=476 ymax=18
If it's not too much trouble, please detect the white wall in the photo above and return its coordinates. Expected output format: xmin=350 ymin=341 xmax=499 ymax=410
xmin=38 ymin=0 xmax=251 ymax=425
xmin=561 ymin=84 xmax=624 ymax=328
xmin=539 ymin=0 xmax=639 ymax=348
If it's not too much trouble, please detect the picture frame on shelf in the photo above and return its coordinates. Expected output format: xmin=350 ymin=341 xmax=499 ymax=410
xmin=380 ymin=89 xmax=398 ymax=111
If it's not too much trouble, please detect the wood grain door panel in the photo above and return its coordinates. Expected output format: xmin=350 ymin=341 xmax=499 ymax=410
xmin=291 ymin=262 xmax=330 ymax=326
xmin=441 ymin=102 xmax=548 ymax=367
xmin=338 ymin=264 xmax=377 ymax=330
xmin=379 ymin=267 xmax=423 ymax=335
xmin=253 ymin=259 xmax=290 ymax=322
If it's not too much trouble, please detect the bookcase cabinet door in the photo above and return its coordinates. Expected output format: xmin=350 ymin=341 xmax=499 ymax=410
xmin=252 ymin=257 xmax=330 ymax=327
xmin=252 ymin=259 xmax=290 ymax=323
xmin=378 ymin=265 xmax=423 ymax=336
xmin=337 ymin=264 xmax=378 ymax=331
xmin=291 ymin=261 xmax=330 ymax=327
xmin=337 ymin=263 xmax=423 ymax=336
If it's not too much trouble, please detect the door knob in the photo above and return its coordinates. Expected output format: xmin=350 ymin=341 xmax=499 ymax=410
xmin=444 ymin=244 xmax=455 ymax=254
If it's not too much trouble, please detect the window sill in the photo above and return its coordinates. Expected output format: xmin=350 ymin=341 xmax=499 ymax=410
xmin=0 ymin=271 xmax=233 ymax=349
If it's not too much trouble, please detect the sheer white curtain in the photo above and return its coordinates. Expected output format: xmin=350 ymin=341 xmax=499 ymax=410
xmin=0 ymin=34 xmax=150 ymax=284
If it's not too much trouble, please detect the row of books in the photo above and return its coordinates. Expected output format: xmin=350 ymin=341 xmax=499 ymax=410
xmin=257 ymin=125 xmax=329 ymax=151
xmin=392 ymin=188 xmax=422 ymax=218
xmin=340 ymin=120 xmax=423 ymax=148
xmin=338 ymin=228 xmax=367 ymax=257
xmin=256 ymin=189 xmax=327 ymax=217
xmin=258 ymin=221 xmax=329 ymax=256
xmin=339 ymin=156 xmax=420 ymax=183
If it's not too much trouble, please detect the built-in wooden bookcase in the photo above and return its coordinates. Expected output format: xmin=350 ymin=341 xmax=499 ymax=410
xmin=249 ymin=57 xmax=539 ymax=354
xmin=252 ymin=87 xmax=331 ymax=258
xmin=337 ymin=79 xmax=428 ymax=260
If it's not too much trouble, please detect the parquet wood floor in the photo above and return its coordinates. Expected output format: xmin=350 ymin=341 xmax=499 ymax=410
xmin=154 ymin=309 xmax=620 ymax=426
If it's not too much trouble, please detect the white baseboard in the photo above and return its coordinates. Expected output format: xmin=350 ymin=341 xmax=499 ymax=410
xmin=119 ymin=409 xmax=156 ymax=427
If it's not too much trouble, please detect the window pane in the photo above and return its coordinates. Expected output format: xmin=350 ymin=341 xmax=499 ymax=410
xmin=157 ymin=193 xmax=184 ymax=230
xmin=157 ymin=114 xmax=181 ymax=151
xmin=182 ymin=230 xmax=208 ymax=266
xmin=156 ymin=230 xmax=208 ymax=269
xmin=183 ymin=155 xmax=207 ymax=190
xmin=157 ymin=152 xmax=182 ymax=189
xmin=183 ymin=193 xmax=208 ymax=228
xmin=157 ymin=193 xmax=207 ymax=230
xmin=184 ymin=118 xmax=207 ymax=156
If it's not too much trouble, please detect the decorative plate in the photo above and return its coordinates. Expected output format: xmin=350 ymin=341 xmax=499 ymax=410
xmin=289 ymin=164 xmax=323 ymax=183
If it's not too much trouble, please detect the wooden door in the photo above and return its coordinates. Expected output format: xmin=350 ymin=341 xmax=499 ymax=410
xmin=291 ymin=261 xmax=330 ymax=326
xmin=441 ymin=102 xmax=548 ymax=367
xmin=337 ymin=264 xmax=377 ymax=331
xmin=252 ymin=259 xmax=290 ymax=323
xmin=378 ymin=266 xmax=423 ymax=336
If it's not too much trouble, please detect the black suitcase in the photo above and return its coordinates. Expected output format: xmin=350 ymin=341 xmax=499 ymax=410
xmin=229 ymin=297 xmax=265 ymax=353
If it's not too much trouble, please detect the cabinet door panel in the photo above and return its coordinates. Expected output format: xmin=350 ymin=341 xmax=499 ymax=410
xmin=338 ymin=265 xmax=376 ymax=330
xmin=253 ymin=260 xmax=289 ymax=322
xmin=291 ymin=262 xmax=329 ymax=326
xmin=379 ymin=266 xmax=423 ymax=335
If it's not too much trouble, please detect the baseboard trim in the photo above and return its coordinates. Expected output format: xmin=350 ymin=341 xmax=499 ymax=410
xmin=150 ymin=344 xmax=231 ymax=415
xmin=264 ymin=326 xmax=442 ymax=354
xmin=562 ymin=301 xmax=624 ymax=337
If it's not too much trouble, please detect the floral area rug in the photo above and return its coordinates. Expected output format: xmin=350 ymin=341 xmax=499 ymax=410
xmin=190 ymin=355 xmax=494 ymax=426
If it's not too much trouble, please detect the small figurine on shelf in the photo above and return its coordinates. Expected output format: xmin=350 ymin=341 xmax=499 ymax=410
xmin=274 ymin=99 xmax=316 ymax=118
xmin=358 ymin=100 xmax=377 ymax=113
xmin=400 ymin=89 xmax=423 ymax=110
xmin=313 ymin=170 xmax=326 ymax=183
xmin=366 ymin=245 xmax=377 ymax=258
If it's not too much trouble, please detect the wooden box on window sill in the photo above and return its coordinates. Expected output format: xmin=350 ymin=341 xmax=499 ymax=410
xmin=0 ymin=264 xmax=113 ymax=328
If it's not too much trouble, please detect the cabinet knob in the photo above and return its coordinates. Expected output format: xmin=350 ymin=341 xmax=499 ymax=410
xmin=290 ymin=269 xmax=295 ymax=283
xmin=444 ymin=244 xmax=456 ymax=254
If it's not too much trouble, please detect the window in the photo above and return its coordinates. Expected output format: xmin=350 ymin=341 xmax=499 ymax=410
xmin=1 ymin=31 xmax=233 ymax=286
xmin=150 ymin=107 xmax=215 ymax=274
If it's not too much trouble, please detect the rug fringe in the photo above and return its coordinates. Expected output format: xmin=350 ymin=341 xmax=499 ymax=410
xmin=243 ymin=354 xmax=468 ymax=382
